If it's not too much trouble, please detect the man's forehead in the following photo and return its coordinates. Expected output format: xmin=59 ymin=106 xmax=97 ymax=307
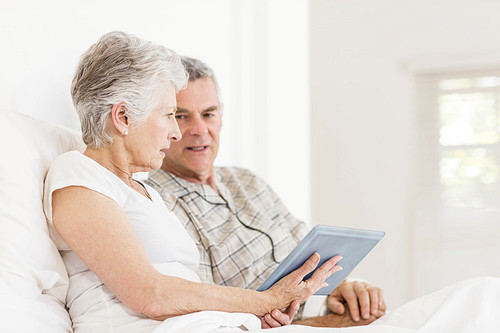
xmin=176 ymin=105 xmax=219 ymax=113
xmin=177 ymin=78 xmax=217 ymax=97
xmin=175 ymin=77 xmax=220 ymax=112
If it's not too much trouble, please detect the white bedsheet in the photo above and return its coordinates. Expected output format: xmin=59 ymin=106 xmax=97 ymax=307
xmin=1 ymin=276 xmax=498 ymax=332
xmin=153 ymin=311 xmax=261 ymax=332
xmin=152 ymin=276 xmax=500 ymax=333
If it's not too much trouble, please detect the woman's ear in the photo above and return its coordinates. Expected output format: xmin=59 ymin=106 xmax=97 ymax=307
xmin=110 ymin=103 xmax=129 ymax=136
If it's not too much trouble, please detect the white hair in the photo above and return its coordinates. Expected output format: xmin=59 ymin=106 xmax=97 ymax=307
xmin=71 ymin=31 xmax=188 ymax=148
xmin=181 ymin=56 xmax=223 ymax=109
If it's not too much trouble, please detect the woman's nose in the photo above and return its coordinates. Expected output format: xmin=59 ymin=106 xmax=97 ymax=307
xmin=169 ymin=121 xmax=182 ymax=142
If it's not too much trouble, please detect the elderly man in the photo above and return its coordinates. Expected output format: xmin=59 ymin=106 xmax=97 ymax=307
xmin=145 ymin=56 xmax=386 ymax=327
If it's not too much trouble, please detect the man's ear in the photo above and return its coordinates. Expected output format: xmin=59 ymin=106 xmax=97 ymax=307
xmin=219 ymin=103 xmax=224 ymax=128
xmin=110 ymin=103 xmax=129 ymax=135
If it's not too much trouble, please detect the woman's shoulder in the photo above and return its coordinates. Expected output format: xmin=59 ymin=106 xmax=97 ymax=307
xmin=47 ymin=150 xmax=119 ymax=192
xmin=49 ymin=150 xmax=100 ymax=178
xmin=48 ymin=150 xmax=83 ymax=175
xmin=45 ymin=150 xmax=126 ymax=206
xmin=51 ymin=150 xmax=85 ymax=166
xmin=52 ymin=149 xmax=80 ymax=159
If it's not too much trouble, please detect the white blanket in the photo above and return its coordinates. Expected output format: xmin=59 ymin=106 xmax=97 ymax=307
xmin=153 ymin=311 xmax=261 ymax=332
xmin=2 ymin=276 xmax=498 ymax=332
xmin=152 ymin=276 xmax=500 ymax=333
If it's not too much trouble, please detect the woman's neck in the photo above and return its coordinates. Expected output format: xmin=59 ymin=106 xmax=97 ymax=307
xmin=84 ymin=146 xmax=135 ymax=187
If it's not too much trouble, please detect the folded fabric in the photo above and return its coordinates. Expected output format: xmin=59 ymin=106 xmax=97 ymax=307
xmin=153 ymin=311 xmax=261 ymax=333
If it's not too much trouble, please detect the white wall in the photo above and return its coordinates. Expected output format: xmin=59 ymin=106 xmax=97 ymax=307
xmin=227 ymin=0 xmax=311 ymax=222
xmin=0 ymin=0 xmax=234 ymax=131
xmin=11 ymin=0 xmax=495 ymax=313
xmin=0 ymin=0 xmax=310 ymax=221
xmin=310 ymin=0 xmax=500 ymax=307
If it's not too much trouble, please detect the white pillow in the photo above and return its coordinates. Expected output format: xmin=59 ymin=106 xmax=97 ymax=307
xmin=0 ymin=277 xmax=73 ymax=333
xmin=0 ymin=111 xmax=84 ymax=332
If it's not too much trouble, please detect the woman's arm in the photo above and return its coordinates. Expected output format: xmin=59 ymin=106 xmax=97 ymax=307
xmin=51 ymin=186 xmax=341 ymax=319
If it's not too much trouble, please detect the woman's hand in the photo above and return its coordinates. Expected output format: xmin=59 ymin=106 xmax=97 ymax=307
xmin=264 ymin=253 xmax=343 ymax=314
xmin=260 ymin=300 xmax=300 ymax=329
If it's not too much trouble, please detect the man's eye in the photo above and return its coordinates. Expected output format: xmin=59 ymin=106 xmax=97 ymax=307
xmin=204 ymin=113 xmax=215 ymax=118
xmin=175 ymin=114 xmax=186 ymax=120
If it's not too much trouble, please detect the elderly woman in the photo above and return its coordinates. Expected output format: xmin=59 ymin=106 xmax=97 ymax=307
xmin=42 ymin=31 xmax=342 ymax=332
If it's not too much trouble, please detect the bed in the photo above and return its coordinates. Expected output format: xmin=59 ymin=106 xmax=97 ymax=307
xmin=1 ymin=111 xmax=499 ymax=333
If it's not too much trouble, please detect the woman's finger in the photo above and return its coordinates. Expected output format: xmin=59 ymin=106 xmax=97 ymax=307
xmin=307 ymin=255 xmax=343 ymax=288
xmin=267 ymin=254 xmax=343 ymax=309
xmin=263 ymin=313 xmax=283 ymax=328
xmin=270 ymin=309 xmax=291 ymax=326
xmin=287 ymin=252 xmax=321 ymax=282
xmin=261 ymin=317 xmax=271 ymax=329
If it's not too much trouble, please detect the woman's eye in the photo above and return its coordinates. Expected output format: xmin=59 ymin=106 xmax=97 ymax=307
xmin=175 ymin=114 xmax=186 ymax=120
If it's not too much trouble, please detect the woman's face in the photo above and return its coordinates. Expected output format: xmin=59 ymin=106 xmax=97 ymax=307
xmin=126 ymin=82 xmax=181 ymax=172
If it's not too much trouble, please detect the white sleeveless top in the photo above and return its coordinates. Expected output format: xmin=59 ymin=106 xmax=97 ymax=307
xmin=43 ymin=151 xmax=200 ymax=331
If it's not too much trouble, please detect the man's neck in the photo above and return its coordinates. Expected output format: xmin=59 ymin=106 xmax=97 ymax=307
xmin=162 ymin=167 xmax=218 ymax=192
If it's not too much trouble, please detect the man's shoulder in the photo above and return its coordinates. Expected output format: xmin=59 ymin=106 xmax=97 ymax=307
xmin=216 ymin=166 xmax=257 ymax=178
xmin=147 ymin=169 xmax=210 ymax=211
xmin=144 ymin=169 xmax=191 ymax=205
xmin=215 ymin=166 xmax=264 ymax=184
xmin=146 ymin=169 xmax=177 ymax=189
xmin=215 ymin=166 xmax=271 ymax=193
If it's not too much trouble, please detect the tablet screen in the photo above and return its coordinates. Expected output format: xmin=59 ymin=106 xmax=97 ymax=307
xmin=256 ymin=225 xmax=385 ymax=295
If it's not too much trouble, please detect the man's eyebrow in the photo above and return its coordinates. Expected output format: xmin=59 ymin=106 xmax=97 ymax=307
xmin=176 ymin=106 xmax=219 ymax=113
xmin=203 ymin=106 xmax=219 ymax=112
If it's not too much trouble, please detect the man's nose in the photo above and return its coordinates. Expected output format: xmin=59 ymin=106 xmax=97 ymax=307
xmin=186 ymin=114 xmax=208 ymax=136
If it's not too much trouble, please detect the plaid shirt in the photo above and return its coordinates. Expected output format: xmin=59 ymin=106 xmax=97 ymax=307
xmin=146 ymin=167 xmax=308 ymax=290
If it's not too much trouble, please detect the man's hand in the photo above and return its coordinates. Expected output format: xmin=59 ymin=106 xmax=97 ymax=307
xmin=262 ymin=281 xmax=385 ymax=328
xmin=261 ymin=300 xmax=300 ymax=329
xmin=327 ymin=280 xmax=386 ymax=322
xmin=292 ymin=311 xmax=383 ymax=328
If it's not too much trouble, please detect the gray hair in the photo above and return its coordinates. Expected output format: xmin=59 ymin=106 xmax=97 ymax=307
xmin=180 ymin=56 xmax=223 ymax=109
xmin=71 ymin=31 xmax=188 ymax=148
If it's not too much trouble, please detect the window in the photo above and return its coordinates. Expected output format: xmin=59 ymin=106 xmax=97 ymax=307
xmin=432 ymin=73 xmax=500 ymax=214
xmin=412 ymin=69 xmax=500 ymax=306
xmin=416 ymin=70 xmax=500 ymax=223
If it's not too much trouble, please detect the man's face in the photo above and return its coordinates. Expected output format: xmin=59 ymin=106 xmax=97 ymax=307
xmin=161 ymin=77 xmax=222 ymax=182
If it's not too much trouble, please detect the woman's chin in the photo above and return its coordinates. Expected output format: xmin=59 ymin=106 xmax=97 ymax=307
xmin=150 ymin=158 xmax=164 ymax=170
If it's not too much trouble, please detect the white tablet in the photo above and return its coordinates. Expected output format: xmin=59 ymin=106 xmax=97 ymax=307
xmin=256 ymin=225 xmax=385 ymax=295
